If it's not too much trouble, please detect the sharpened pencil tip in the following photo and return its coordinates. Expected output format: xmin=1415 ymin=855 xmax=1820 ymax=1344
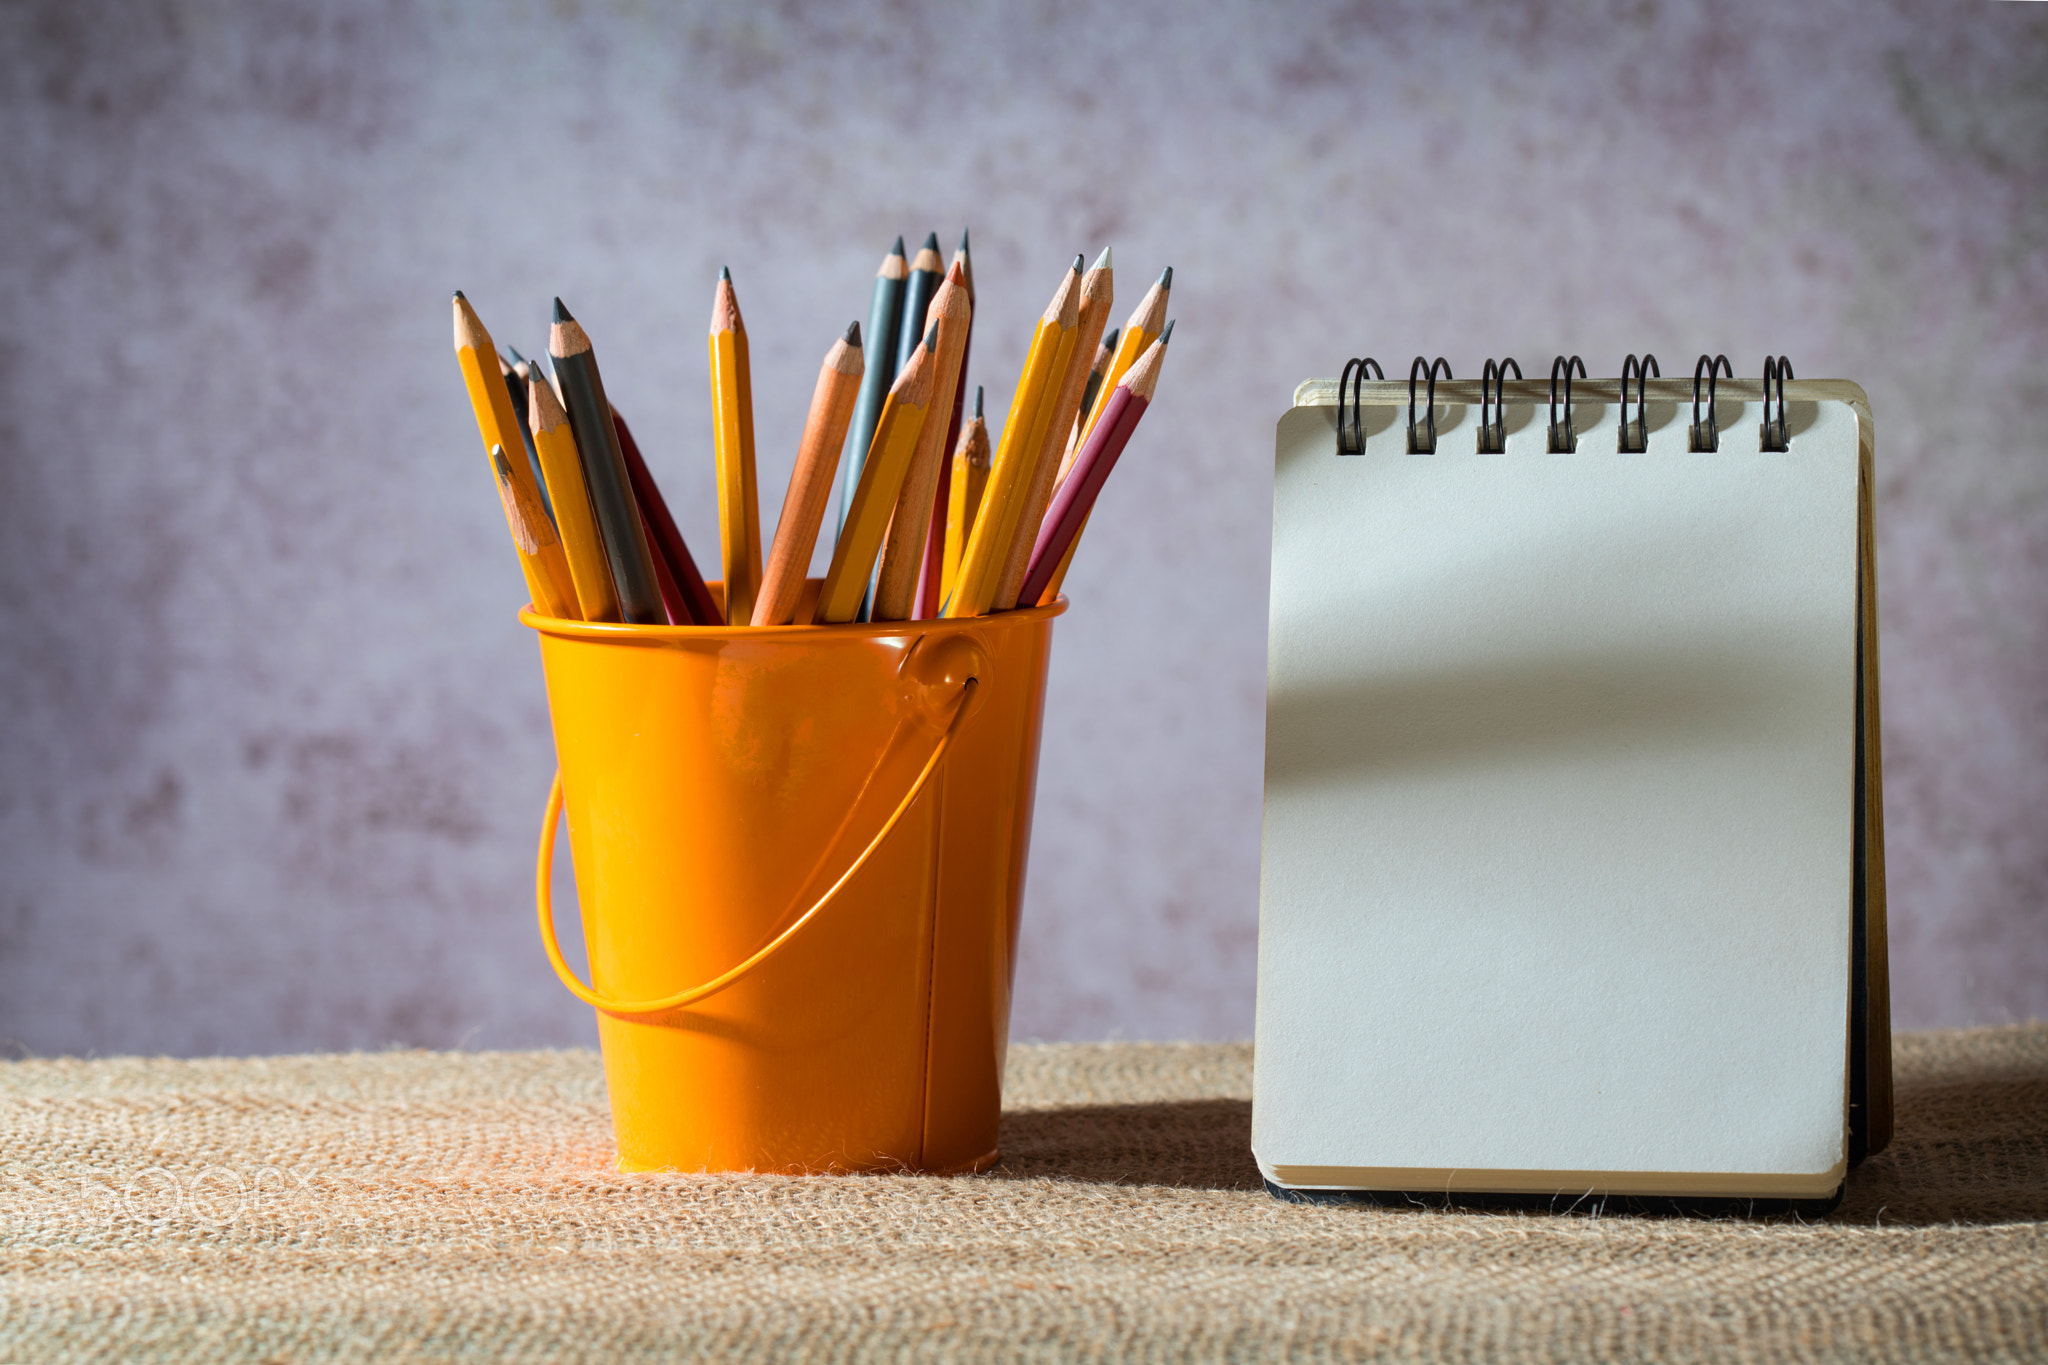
xmin=1159 ymin=319 xmax=1175 ymax=344
xmin=720 ymin=265 xmax=731 ymax=281
xmin=923 ymin=320 xmax=938 ymax=351
xmin=922 ymin=231 xmax=940 ymax=251
xmin=844 ymin=320 xmax=862 ymax=346
xmin=504 ymin=344 xmax=526 ymax=365
xmin=958 ymin=228 xmax=970 ymax=254
xmin=1103 ymin=327 xmax=1120 ymax=351
xmin=452 ymin=289 xmax=466 ymax=301
xmin=1092 ymin=246 xmax=1111 ymax=271
xmin=1159 ymin=266 xmax=1173 ymax=289
xmin=1072 ymin=254 xmax=1084 ymax=273
xmin=974 ymin=386 xmax=984 ymax=419
xmin=552 ymin=297 xmax=572 ymax=323
xmin=891 ymin=236 xmax=906 ymax=256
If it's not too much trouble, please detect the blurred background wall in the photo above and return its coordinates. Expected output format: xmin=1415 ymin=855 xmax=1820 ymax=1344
xmin=0 ymin=0 xmax=2041 ymax=1057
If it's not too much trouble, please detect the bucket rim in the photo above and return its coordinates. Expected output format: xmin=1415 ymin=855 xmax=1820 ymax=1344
xmin=519 ymin=593 xmax=1067 ymax=642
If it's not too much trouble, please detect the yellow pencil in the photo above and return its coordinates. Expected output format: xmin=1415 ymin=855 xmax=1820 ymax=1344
xmin=1076 ymin=265 xmax=1170 ymax=449
xmin=452 ymin=293 xmax=577 ymax=618
xmin=1039 ymin=266 xmax=1172 ymax=604
xmin=526 ymin=371 xmax=621 ymax=622
xmin=709 ymin=267 xmax=763 ymax=626
xmin=944 ymin=257 xmax=1082 ymax=618
xmin=941 ymin=387 xmax=990 ymax=604
xmin=991 ymin=247 xmax=1111 ymax=611
xmin=872 ymin=261 xmax=972 ymax=621
xmin=815 ymin=324 xmax=936 ymax=624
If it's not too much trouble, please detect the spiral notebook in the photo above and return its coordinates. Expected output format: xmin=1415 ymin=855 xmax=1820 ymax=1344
xmin=1253 ymin=360 xmax=1890 ymax=1206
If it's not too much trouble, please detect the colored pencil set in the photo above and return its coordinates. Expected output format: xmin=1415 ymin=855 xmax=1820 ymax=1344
xmin=452 ymin=235 xmax=1172 ymax=627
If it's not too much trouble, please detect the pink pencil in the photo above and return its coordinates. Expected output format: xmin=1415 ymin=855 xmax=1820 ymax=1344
xmin=1017 ymin=322 xmax=1171 ymax=608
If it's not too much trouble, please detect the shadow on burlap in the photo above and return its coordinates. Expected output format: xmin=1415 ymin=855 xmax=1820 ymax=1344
xmin=1 ymin=1026 xmax=2042 ymax=1361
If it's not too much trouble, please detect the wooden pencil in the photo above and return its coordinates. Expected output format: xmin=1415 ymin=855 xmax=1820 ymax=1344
xmin=499 ymin=348 xmax=555 ymax=525
xmin=548 ymin=297 xmax=666 ymax=624
xmin=614 ymin=410 xmax=721 ymax=626
xmin=1077 ymin=266 xmax=1169 ymax=445
xmin=1059 ymin=326 xmax=1119 ymax=480
xmin=754 ymin=322 xmax=865 ymax=626
xmin=872 ymin=262 xmax=971 ymax=620
xmin=895 ymin=232 xmax=944 ymax=382
xmin=452 ymin=293 xmax=578 ymax=619
xmin=944 ymin=257 xmax=1082 ymax=618
xmin=708 ymin=267 xmax=763 ymax=626
xmin=1021 ymin=323 xmax=1171 ymax=607
xmin=838 ymin=237 xmax=907 ymax=536
xmin=990 ymin=246 xmax=1113 ymax=611
xmin=816 ymin=323 xmax=936 ymax=624
xmin=916 ymin=229 xmax=977 ymax=619
xmin=941 ymin=387 xmax=990 ymax=604
xmin=1040 ymin=267 xmax=1172 ymax=601
xmin=527 ymin=370 xmax=621 ymax=622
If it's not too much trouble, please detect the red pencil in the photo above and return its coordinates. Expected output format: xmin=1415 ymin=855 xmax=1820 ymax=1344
xmin=613 ymin=410 xmax=723 ymax=625
xmin=1016 ymin=322 xmax=1172 ymax=608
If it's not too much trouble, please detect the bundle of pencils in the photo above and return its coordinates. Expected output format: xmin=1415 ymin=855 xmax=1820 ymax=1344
xmin=450 ymin=239 xmax=1172 ymax=630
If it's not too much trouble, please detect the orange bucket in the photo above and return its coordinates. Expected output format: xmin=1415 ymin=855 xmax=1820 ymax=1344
xmin=523 ymin=581 xmax=1063 ymax=1174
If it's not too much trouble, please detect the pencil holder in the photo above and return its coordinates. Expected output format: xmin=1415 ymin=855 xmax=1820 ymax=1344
xmin=524 ymin=582 xmax=1063 ymax=1174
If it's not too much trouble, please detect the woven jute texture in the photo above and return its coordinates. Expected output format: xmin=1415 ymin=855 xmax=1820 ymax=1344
xmin=2 ymin=1025 xmax=2043 ymax=1363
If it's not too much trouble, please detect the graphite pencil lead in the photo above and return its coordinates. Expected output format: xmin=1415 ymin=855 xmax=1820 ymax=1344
xmin=1159 ymin=266 xmax=1173 ymax=289
xmin=958 ymin=228 xmax=970 ymax=254
xmin=923 ymin=320 xmax=938 ymax=351
xmin=892 ymin=235 xmax=906 ymax=255
xmin=552 ymin=297 xmax=572 ymax=323
xmin=973 ymin=385 xmax=983 ymax=419
xmin=1160 ymin=319 xmax=1176 ymax=344
xmin=720 ymin=264 xmax=731 ymax=281
xmin=1072 ymin=254 xmax=1084 ymax=273
xmin=1102 ymin=327 xmax=1121 ymax=352
xmin=844 ymin=320 xmax=862 ymax=346
xmin=1092 ymin=246 xmax=1111 ymax=271
xmin=923 ymin=231 xmax=940 ymax=250
xmin=504 ymin=344 xmax=527 ymax=367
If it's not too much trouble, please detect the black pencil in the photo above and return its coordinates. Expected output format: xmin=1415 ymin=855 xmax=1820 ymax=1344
xmin=499 ymin=348 xmax=555 ymax=525
xmin=548 ymin=298 xmax=665 ymax=625
xmin=837 ymin=236 xmax=908 ymax=536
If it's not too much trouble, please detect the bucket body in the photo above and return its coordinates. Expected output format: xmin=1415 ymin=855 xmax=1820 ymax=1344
xmin=525 ymin=583 xmax=1061 ymax=1174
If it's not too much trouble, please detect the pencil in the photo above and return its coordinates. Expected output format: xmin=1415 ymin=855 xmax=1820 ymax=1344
xmin=896 ymin=232 xmax=944 ymax=382
xmin=548 ymin=297 xmax=666 ymax=624
xmin=527 ymin=370 xmax=620 ymax=622
xmin=1078 ymin=265 xmax=1170 ymax=445
xmin=990 ymin=246 xmax=1112 ymax=611
xmin=499 ymin=348 xmax=555 ymax=525
xmin=614 ymin=410 xmax=721 ymax=626
xmin=940 ymin=387 xmax=990 ymax=604
xmin=1059 ymin=326 xmax=1119 ymax=480
xmin=816 ymin=322 xmax=936 ymax=624
xmin=708 ymin=267 xmax=763 ymax=626
xmin=491 ymin=445 xmax=561 ymax=572
xmin=754 ymin=322 xmax=865 ymax=626
xmin=916 ymin=229 xmax=976 ymax=619
xmin=872 ymin=262 xmax=971 ymax=620
xmin=838 ymin=237 xmax=907 ymax=536
xmin=1040 ymin=267 xmax=1172 ymax=602
xmin=452 ymin=293 xmax=577 ymax=619
xmin=1021 ymin=323 xmax=1171 ymax=607
xmin=944 ymin=257 xmax=1082 ymax=618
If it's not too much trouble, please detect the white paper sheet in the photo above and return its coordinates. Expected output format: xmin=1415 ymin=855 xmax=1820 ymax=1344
xmin=1254 ymin=394 xmax=1860 ymax=1193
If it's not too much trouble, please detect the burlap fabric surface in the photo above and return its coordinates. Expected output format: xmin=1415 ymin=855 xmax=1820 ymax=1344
xmin=2 ymin=1026 xmax=2043 ymax=1362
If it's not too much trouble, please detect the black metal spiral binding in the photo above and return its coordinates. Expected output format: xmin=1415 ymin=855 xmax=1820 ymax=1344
xmin=1548 ymin=355 xmax=1586 ymax=453
xmin=1690 ymin=354 xmax=1733 ymax=451
xmin=1762 ymin=355 xmax=1795 ymax=451
xmin=1619 ymin=353 xmax=1660 ymax=452
xmin=1407 ymin=357 xmax=1451 ymax=453
xmin=1337 ymin=357 xmax=1383 ymax=455
xmin=1479 ymin=358 xmax=1521 ymax=454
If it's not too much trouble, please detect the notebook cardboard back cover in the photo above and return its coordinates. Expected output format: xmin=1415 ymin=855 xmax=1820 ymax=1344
xmin=1254 ymin=390 xmax=1861 ymax=1197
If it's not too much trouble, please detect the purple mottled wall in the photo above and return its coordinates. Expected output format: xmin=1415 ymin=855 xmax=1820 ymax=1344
xmin=0 ymin=1 xmax=2041 ymax=1056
